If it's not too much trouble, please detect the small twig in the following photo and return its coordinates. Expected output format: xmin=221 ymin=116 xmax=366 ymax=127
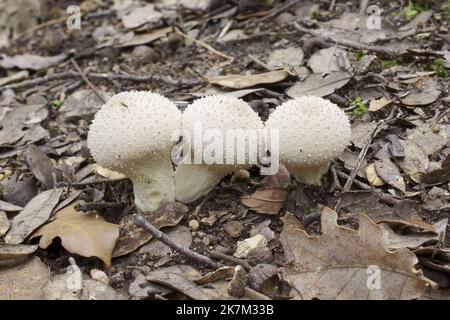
xmin=210 ymin=251 xmax=252 ymax=271
xmin=248 ymin=54 xmax=272 ymax=71
xmin=174 ymin=28 xmax=233 ymax=61
xmin=334 ymin=121 xmax=386 ymax=212
xmin=244 ymin=287 xmax=271 ymax=300
xmin=359 ymin=0 xmax=369 ymax=15
xmin=134 ymin=214 xmax=221 ymax=269
xmin=342 ymin=121 xmax=384 ymax=193
xmin=260 ymin=0 xmax=302 ymax=22
xmin=192 ymin=194 xmax=211 ymax=217
xmin=56 ymin=177 xmax=129 ymax=188
xmin=71 ymin=59 xmax=106 ymax=103
xmin=336 ymin=170 xmax=399 ymax=206
xmin=329 ymin=0 xmax=336 ymax=11
xmin=0 ymin=71 xmax=202 ymax=91
xmin=432 ymin=109 xmax=450 ymax=128
xmin=356 ymin=72 xmax=388 ymax=85
xmin=294 ymin=23 xmax=398 ymax=57
xmin=329 ymin=163 xmax=341 ymax=193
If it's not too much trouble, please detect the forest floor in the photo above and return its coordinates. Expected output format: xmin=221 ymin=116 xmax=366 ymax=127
xmin=0 ymin=0 xmax=449 ymax=300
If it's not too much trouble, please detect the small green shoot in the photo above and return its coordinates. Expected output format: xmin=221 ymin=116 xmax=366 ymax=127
xmin=354 ymin=51 xmax=363 ymax=61
xmin=442 ymin=0 xmax=450 ymax=20
xmin=51 ymin=99 xmax=63 ymax=109
xmin=309 ymin=10 xmax=320 ymax=20
xmin=351 ymin=97 xmax=367 ymax=117
xmin=381 ymin=59 xmax=398 ymax=69
xmin=404 ymin=0 xmax=428 ymax=21
xmin=429 ymin=57 xmax=448 ymax=78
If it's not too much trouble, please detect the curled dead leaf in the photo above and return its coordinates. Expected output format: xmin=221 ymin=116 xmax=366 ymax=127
xmin=31 ymin=204 xmax=120 ymax=267
xmin=209 ymin=70 xmax=289 ymax=89
xmin=280 ymin=207 xmax=433 ymax=299
xmin=241 ymin=165 xmax=290 ymax=215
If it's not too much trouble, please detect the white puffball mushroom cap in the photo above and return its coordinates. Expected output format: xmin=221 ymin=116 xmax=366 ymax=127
xmin=181 ymin=94 xmax=264 ymax=168
xmin=88 ymin=90 xmax=181 ymax=172
xmin=265 ymin=96 xmax=351 ymax=183
xmin=183 ymin=94 xmax=263 ymax=132
xmin=174 ymin=95 xmax=264 ymax=203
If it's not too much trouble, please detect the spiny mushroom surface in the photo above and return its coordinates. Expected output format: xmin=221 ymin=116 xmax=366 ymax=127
xmin=88 ymin=90 xmax=182 ymax=212
xmin=265 ymin=96 xmax=351 ymax=185
xmin=175 ymin=95 xmax=264 ymax=203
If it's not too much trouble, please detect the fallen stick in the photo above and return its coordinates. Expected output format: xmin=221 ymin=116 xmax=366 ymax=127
xmin=71 ymin=59 xmax=106 ymax=103
xmin=260 ymin=0 xmax=303 ymax=22
xmin=294 ymin=23 xmax=399 ymax=57
xmin=0 ymin=71 xmax=202 ymax=91
xmin=134 ymin=214 xmax=221 ymax=269
xmin=210 ymin=251 xmax=252 ymax=271
xmin=174 ymin=28 xmax=233 ymax=61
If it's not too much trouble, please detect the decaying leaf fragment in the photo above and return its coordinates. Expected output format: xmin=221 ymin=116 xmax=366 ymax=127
xmin=5 ymin=188 xmax=63 ymax=244
xmin=112 ymin=202 xmax=187 ymax=257
xmin=0 ymin=243 xmax=38 ymax=267
xmin=31 ymin=204 xmax=120 ymax=267
xmin=241 ymin=165 xmax=290 ymax=215
xmin=209 ymin=70 xmax=289 ymax=89
xmin=280 ymin=208 xmax=433 ymax=300
xmin=0 ymin=257 xmax=50 ymax=300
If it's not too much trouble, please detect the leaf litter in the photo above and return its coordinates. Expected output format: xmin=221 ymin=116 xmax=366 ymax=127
xmin=0 ymin=0 xmax=449 ymax=301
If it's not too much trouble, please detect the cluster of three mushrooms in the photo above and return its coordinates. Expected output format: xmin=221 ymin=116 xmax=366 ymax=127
xmin=87 ymin=91 xmax=263 ymax=211
xmin=88 ymin=91 xmax=351 ymax=212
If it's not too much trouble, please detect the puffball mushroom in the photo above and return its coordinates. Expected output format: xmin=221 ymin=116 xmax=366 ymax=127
xmin=87 ymin=91 xmax=181 ymax=212
xmin=265 ymin=96 xmax=351 ymax=185
xmin=174 ymin=95 xmax=264 ymax=203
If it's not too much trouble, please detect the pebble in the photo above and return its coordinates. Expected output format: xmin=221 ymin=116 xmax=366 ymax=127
xmin=202 ymin=237 xmax=210 ymax=246
xmin=247 ymin=246 xmax=273 ymax=266
xmin=224 ymin=221 xmax=245 ymax=238
xmin=189 ymin=219 xmax=199 ymax=231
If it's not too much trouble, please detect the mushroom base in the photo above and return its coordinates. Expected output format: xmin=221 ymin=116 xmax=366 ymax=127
xmin=286 ymin=161 xmax=330 ymax=185
xmin=174 ymin=164 xmax=233 ymax=203
xmin=126 ymin=159 xmax=175 ymax=212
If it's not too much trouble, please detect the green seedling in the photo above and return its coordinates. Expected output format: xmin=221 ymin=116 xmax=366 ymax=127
xmin=429 ymin=57 xmax=448 ymax=78
xmin=351 ymin=97 xmax=367 ymax=117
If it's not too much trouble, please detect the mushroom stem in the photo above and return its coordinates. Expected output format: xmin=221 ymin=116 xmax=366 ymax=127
xmin=174 ymin=164 xmax=228 ymax=203
xmin=127 ymin=156 xmax=175 ymax=212
xmin=285 ymin=161 xmax=330 ymax=185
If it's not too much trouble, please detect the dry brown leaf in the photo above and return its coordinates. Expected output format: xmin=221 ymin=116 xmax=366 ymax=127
xmin=0 ymin=257 xmax=50 ymax=299
xmin=266 ymin=47 xmax=304 ymax=70
xmin=31 ymin=204 xmax=120 ymax=267
xmin=0 ymin=243 xmax=38 ymax=267
xmin=24 ymin=144 xmax=62 ymax=190
xmin=365 ymin=163 xmax=385 ymax=186
xmin=286 ymin=71 xmax=352 ymax=98
xmin=112 ymin=202 xmax=187 ymax=257
xmin=118 ymin=27 xmax=171 ymax=48
xmin=280 ymin=208 xmax=433 ymax=299
xmin=0 ymin=53 xmax=66 ymax=70
xmin=146 ymin=265 xmax=232 ymax=300
xmin=374 ymin=145 xmax=406 ymax=192
xmin=0 ymin=211 xmax=9 ymax=236
xmin=307 ymin=47 xmax=349 ymax=74
xmin=5 ymin=188 xmax=63 ymax=244
xmin=400 ymin=78 xmax=441 ymax=106
xmin=422 ymin=154 xmax=450 ymax=184
xmin=241 ymin=165 xmax=290 ymax=215
xmin=380 ymin=223 xmax=440 ymax=250
xmin=0 ymin=200 xmax=23 ymax=212
xmin=369 ymin=97 xmax=392 ymax=112
xmin=0 ymin=103 xmax=49 ymax=147
xmin=397 ymin=139 xmax=429 ymax=183
xmin=407 ymin=124 xmax=448 ymax=156
xmin=209 ymin=70 xmax=289 ymax=89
